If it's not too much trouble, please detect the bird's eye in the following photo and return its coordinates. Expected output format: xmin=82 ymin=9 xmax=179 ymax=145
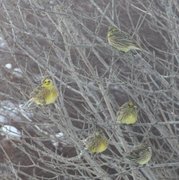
xmin=128 ymin=102 xmax=133 ymax=107
xmin=44 ymin=79 xmax=51 ymax=85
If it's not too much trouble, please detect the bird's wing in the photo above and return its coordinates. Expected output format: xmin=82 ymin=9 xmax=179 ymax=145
xmin=31 ymin=86 xmax=50 ymax=105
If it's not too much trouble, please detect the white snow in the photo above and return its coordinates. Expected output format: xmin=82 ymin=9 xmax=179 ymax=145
xmin=13 ymin=68 xmax=22 ymax=73
xmin=0 ymin=36 xmax=6 ymax=48
xmin=0 ymin=100 xmax=22 ymax=122
xmin=0 ymin=115 xmax=6 ymax=123
xmin=52 ymin=141 xmax=59 ymax=147
xmin=19 ymin=103 xmax=33 ymax=122
xmin=12 ymin=68 xmax=23 ymax=78
xmin=52 ymin=132 xmax=64 ymax=147
xmin=5 ymin=63 xmax=12 ymax=69
xmin=55 ymin=132 xmax=64 ymax=138
xmin=1 ymin=125 xmax=21 ymax=139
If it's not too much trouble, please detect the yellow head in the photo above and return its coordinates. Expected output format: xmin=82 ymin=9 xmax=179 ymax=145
xmin=108 ymin=26 xmax=116 ymax=32
xmin=128 ymin=101 xmax=135 ymax=109
xmin=117 ymin=100 xmax=138 ymax=124
xmin=108 ymin=26 xmax=118 ymax=36
xmin=85 ymin=130 xmax=108 ymax=154
xmin=41 ymin=78 xmax=54 ymax=88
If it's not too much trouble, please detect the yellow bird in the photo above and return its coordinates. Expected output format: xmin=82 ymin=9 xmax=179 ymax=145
xmin=29 ymin=77 xmax=59 ymax=105
xmin=126 ymin=143 xmax=152 ymax=165
xmin=84 ymin=130 xmax=108 ymax=154
xmin=117 ymin=101 xmax=138 ymax=125
xmin=107 ymin=26 xmax=141 ymax=53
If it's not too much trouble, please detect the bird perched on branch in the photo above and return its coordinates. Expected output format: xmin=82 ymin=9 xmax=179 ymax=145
xmin=107 ymin=26 xmax=141 ymax=53
xmin=117 ymin=101 xmax=138 ymax=125
xmin=83 ymin=130 xmax=109 ymax=154
xmin=126 ymin=143 xmax=152 ymax=165
xmin=27 ymin=77 xmax=59 ymax=106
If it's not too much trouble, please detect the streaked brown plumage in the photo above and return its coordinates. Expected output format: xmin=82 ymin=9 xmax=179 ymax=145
xmin=84 ymin=130 xmax=108 ymax=154
xmin=107 ymin=26 xmax=141 ymax=53
xmin=117 ymin=101 xmax=138 ymax=125
xmin=126 ymin=143 xmax=152 ymax=165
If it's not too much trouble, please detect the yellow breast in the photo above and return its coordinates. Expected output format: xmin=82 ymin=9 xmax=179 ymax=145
xmin=44 ymin=88 xmax=59 ymax=105
xmin=121 ymin=113 xmax=137 ymax=125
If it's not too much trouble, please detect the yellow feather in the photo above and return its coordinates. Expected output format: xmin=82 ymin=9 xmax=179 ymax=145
xmin=30 ymin=78 xmax=59 ymax=105
xmin=107 ymin=26 xmax=141 ymax=53
xmin=117 ymin=101 xmax=138 ymax=125
xmin=84 ymin=131 xmax=108 ymax=154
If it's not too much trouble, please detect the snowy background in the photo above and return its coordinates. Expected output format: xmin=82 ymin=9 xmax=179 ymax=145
xmin=0 ymin=0 xmax=179 ymax=179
